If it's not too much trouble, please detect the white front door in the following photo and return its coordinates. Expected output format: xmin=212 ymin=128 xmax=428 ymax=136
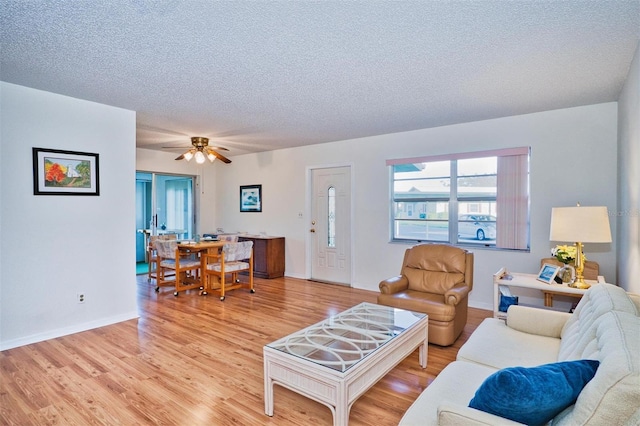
xmin=310 ymin=166 xmax=351 ymax=285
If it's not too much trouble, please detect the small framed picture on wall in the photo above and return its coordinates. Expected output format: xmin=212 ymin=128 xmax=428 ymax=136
xmin=32 ymin=147 xmax=100 ymax=196
xmin=240 ymin=184 xmax=262 ymax=212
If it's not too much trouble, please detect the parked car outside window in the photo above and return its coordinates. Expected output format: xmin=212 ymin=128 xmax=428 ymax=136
xmin=458 ymin=214 xmax=496 ymax=241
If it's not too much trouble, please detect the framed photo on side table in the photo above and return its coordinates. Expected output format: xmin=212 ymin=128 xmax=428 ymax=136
xmin=32 ymin=147 xmax=100 ymax=195
xmin=240 ymin=184 xmax=262 ymax=212
xmin=537 ymin=263 xmax=560 ymax=284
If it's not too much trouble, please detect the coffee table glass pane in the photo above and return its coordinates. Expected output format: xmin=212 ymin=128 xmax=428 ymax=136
xmin=265 ymin=302 xmax=426 ymax=372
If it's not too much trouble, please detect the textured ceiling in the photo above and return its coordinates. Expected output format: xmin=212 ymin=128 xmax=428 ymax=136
xmin=1 ymin=1 xmax=639 ymax=156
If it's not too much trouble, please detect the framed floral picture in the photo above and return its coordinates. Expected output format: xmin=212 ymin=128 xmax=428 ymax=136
xmin=32 ymin=148 xmax=100 ymax=195
xmin=240 ymin=184 xmax=262 ymax=212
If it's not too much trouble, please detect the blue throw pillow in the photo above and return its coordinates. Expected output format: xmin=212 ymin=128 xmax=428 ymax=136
xmin=468 ymin=359 xmax=599 ymax=426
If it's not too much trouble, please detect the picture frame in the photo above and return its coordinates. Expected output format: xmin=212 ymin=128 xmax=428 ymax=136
xmin=240 ymin=184 xmax=262 ymax=212
xmin=33 ymin=148 xmax=100 ymax=196
xmin=537 ymin=263 xmax=560 ymax=284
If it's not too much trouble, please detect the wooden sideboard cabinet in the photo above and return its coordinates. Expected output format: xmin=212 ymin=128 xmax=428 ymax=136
xmin=238 ymin=235 xmax=285 ymax=279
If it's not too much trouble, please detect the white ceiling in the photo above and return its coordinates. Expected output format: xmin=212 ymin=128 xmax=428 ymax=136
xmin=1 ymin=1 xmax=639 ymax=156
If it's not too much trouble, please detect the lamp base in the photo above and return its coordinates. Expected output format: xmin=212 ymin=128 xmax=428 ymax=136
xmin=568 ymin=278 xmax=590 ymax=290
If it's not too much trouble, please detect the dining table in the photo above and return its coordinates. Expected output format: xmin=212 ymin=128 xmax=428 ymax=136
xmin=177 ymin=240 xmax=226 ymax=292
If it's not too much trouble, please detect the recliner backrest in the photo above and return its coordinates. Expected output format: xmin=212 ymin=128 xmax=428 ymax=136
xmin=401 ymin=244 xmax=472 ymax=294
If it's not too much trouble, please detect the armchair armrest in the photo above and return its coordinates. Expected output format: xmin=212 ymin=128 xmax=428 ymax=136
xmin=438 ymin=404 xmax=525 ymax=425
xmin=379 ymin=275 xmax=409 ymax=294
xmin=506 ymin=305 xmax=571 ymax=338
xmin=444 ymin=282 xmax=470 ymax=305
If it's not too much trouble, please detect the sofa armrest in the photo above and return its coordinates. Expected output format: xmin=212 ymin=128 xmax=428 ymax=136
xmin=379 ymin=275 xmax=409 ymax=294
xmin=438 ymin=404 xmax=525 ymax=425
xmin=627 ymin=292 xmax=640 ymax=313
xmin=506 ymin=305 xmax=571 ymax=338
xmin=444 ymin=282 xmax=470 ymax=305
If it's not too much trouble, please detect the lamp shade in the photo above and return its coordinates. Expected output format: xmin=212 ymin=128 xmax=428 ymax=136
xmin=549 ymin=206 xmax=612 ymax=243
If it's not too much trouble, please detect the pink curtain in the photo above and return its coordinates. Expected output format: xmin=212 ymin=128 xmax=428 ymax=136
xmin=497 ymin=153 xmax=529 ymax=249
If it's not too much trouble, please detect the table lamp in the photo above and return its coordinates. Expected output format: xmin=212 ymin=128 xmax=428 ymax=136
xmin=549 ymin=205 xmax=612 ymax=289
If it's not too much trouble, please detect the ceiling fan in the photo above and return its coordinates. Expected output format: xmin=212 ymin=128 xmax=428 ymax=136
xmin=168 ymin=137 xmax=232 ymax=164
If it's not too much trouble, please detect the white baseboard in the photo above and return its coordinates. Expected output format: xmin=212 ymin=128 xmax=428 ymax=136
xmin=283 ymin=272 xmax=307 ymax=280
xmin=0 ymin=311 xmax=139 ymax=351
xmin=469 ymin=300 xmax=493 ymax=311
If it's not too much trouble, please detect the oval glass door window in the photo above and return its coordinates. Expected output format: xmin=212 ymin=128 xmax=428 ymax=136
xmin=328 ymin=186 xmax=336 ymax=248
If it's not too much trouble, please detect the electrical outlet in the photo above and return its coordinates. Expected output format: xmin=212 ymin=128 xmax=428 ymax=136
xmin=77 ymin=293 xmax=85 ymax=304
xmin=298 ymin=212 xmax=303 ymax=219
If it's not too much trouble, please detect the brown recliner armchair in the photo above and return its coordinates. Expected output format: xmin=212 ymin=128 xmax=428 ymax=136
xmin=378 ymin=244 xmax=474 ymax=346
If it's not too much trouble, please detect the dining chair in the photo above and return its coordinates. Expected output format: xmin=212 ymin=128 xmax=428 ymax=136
xmin=155 ymin=239 xmax=203 ymax=296
xmin=147 ymin=234 xmax=177 ymax=283
xmin=202 ymin=241 xmax=254 ymax=301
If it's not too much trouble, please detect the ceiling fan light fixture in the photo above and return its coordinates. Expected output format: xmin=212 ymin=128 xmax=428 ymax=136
xmin=194 ymin=150 xmax=206 ymax=164
xmin=191 ymin=136 xmax=208 ymax=146
xmin=170 ymin=136 xmax=231 ymax=164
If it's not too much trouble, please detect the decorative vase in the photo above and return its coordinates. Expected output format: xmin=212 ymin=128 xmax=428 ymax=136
xmin=560 ymin=263 xmax=576 ymax=284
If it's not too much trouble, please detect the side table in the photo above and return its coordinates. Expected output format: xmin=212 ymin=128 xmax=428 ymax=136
xmin=493 ymin=267 xmax=605 ymax=319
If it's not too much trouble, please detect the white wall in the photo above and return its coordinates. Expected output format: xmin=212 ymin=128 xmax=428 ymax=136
xmin=0 ymin=83 xmax=137 ymax=350
xmin=617 ymin=43 xmax=640 ymax=293
xmin=214 ymin=103 xmax=618 ymax=310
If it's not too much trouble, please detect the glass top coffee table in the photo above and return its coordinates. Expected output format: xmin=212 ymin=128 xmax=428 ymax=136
xmin=263 ymin=302 xmax=428 ymax=426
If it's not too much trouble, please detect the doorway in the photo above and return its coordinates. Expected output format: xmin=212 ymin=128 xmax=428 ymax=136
xmin=309 ymin=166 xmax=352 ymax=285
xmin=135 ymin=172 xmax=195 ymax=269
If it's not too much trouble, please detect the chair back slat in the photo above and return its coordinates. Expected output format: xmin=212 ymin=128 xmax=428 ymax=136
xmin=222 ymin=241 xmax=253 ymax=262
xmin=156 ymin=240 xmax=178 ymax=258
xmin=149 ymin=234 xmax=176 ymax=250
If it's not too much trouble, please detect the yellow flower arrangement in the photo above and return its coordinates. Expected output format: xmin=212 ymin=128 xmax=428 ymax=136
xmin=551 ymin=244 xmax=585 ymax=264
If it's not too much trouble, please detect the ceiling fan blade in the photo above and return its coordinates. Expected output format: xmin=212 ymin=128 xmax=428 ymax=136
xmin=175 ymin=153 xmax=186 ymax=160
xmin=206 ymin=148 xmax=232 ymax=163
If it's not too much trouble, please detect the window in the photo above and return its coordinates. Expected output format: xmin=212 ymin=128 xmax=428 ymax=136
xmin=328 ymin=186 xmax=336 ymax=248
xmin=388 ymin=147 xmax=530 ymax=250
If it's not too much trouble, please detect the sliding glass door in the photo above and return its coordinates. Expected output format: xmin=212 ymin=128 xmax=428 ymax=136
xmin=135 ymin=172 xmax=195 ymax=262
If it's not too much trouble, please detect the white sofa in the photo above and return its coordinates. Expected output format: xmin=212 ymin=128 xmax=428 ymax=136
xmin=399 ymin=283 xmax=640 ymax=425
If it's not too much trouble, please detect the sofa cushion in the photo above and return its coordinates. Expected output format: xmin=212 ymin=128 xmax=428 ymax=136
xmin=399 ymin=361 xmax=498 ymax=426
xmin=506 ymin=305 xmax=571 ymax=338
xmin=456 ymin=318 xmax=561 ymax=369
xmin=468 ymin=360 xmax=599 ymax=426
xmin=559 ymin=283 xmax=638 ymax=361
xmin=554 ymin=311 xmax=640 ymax=425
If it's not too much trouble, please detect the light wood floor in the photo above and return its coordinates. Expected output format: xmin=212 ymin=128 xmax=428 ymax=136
xmin=1 ymin=275 xmax=491 ymax=425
